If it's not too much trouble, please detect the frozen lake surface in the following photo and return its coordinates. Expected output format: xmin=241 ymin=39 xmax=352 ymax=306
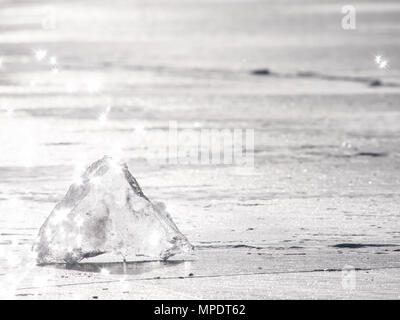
xmin=1 ymin=0 xmax=400 ymax=299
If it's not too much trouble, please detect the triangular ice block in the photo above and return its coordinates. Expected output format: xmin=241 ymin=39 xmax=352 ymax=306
xmin=33 ymin=156 xmax=193 ymax=264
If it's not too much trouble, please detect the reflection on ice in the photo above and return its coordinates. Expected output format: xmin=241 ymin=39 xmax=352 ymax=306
xmin=52 ymin=260 xmax=186 ymax=275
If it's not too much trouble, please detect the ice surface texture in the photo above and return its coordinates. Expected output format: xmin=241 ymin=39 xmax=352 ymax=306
xmin=33 ymin=156 xmax=193 ymax=265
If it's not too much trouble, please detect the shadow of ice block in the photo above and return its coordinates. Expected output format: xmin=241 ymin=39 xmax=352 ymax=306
xmin=33 ymin=156 xmax=193 ymax=265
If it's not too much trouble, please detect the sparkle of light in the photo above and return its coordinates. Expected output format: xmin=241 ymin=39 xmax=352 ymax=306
xmin=34 ymin=49 xmax=47 ymax=61
xmin=379 ymin=60 xmax=388 ymax=69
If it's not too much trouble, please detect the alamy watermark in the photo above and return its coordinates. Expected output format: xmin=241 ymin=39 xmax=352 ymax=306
xmin=145 ymin=121 xmax=254 ymax=167
xmin=41 ymin=6 xmax=57 ymax=30
xmin=341 ymin=265 xmax=356 ymax=291
xmin=341 ymin=5 xmax=356 ymax=30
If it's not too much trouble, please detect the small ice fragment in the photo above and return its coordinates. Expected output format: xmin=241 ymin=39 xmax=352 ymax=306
xmin=33 ymin=156 xmax=193 ymax=264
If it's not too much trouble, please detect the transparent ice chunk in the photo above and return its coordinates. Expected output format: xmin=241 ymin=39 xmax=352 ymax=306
xmin=33 ymin=156 xmax=193 ymax=264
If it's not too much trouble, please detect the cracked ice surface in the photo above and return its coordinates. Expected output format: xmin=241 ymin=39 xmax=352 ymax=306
xmin=33 ymin=156 xmax=193 ymax=264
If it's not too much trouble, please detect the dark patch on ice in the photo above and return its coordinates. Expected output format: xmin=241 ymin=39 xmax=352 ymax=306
xmin=249 ymin=68 xmax=400 ymax=88
xmin=299 ymin=144 xmax=337 ymax=150
xmin=196 ymin=244 xmax=263 ymax=250
xmin=332 ymin=243 xmax=398 ymax=249
xmin=354 ymin=152 xmax=388 ymax=158
xmin=311 ymin=267 xmax=363 ymax=272
xmin=45 ymin=142 xmax=80 ymax=146
xmin=369 ymin=80 xmax=382 ymax=87
xmin=295 ymin=71 xmax=389 ymax=87
xmin=197 ymin=241 xmax=221 ymax=244
xmin=251 ymin=69 xmax=271 ymax=76
xmin=310 ymin=151 xmax=388 ymax=159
